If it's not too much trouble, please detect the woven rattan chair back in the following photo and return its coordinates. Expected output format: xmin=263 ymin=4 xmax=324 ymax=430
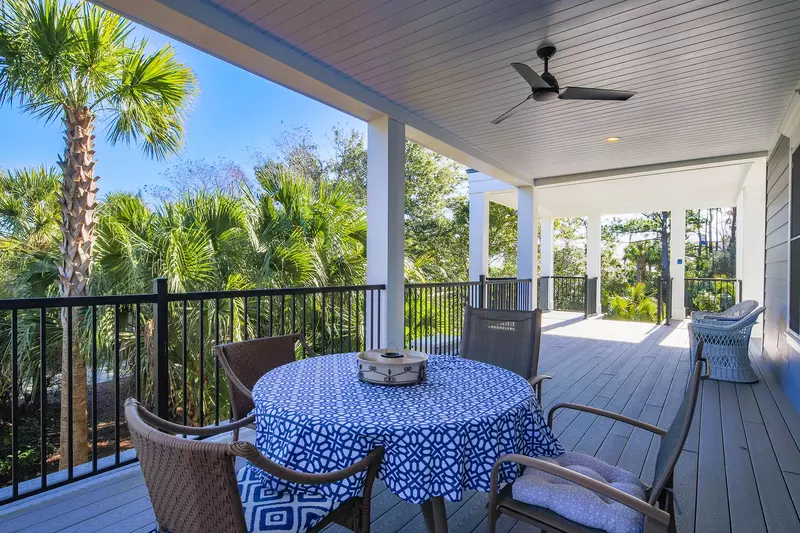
xmin=215 ymin=335 xmax=299 ymax=421
xmin=459 ymin=307 xmax=542 ymax=379
xmin=649 ymin=342 xmax=709 ymax=506
xmin=125 ymin=400 xmax=247 ymax=533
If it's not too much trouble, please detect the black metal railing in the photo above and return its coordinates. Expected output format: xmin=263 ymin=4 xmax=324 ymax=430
xmin=404 ymin=277 xmax=532 ymax=356
xmin=404 ymin=281 xmax=479 ymax=356
xmin=656 ymin=277 xmax=673 ymax=325
xmin=486 ymin=277 xmax=533 ymax=311
xmin=551 ymin=276 xmax=587 ymax=312
xmin=0 ymin=282 xmax=384 ymax=504
xmin=684 ymin=278 xmax=740 ymax=317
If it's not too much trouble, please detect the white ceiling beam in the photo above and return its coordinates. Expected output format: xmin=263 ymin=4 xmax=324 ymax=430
xmin=533 ymin=152 xmax=767 ymax=187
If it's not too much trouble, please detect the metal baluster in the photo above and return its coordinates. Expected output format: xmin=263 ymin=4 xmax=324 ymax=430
xmin=135 ymin=303 xmax=141 ymax=401
xmin=91 ymin=306 xmax=97 ymax=472
xmin=291 ymin=294 xmax=296 ymax=337
xmin=11 ymin=310 xmax=19 ymax=497
xmin=321 ymin=292 xmax=326 ymax=354
xmin=199 ymin=301 xmax=205 ymax=427
xmin=302 ymin=293 xmax=307 ymax=347
xmin=339 ymin=291 xmax=344 ymax=353
xmin=280 ymin=294 xmax=285 ymax=336
xmin=243 ymin=297 xmax=248 ymax=340
xmin=256 ymin=296 xmax=261 ymax=338
xmin=114 ymin=304 xmax=121 ymax=464
xmin=40 ymin=308 xmax=46 ymax=489
xmin=182 ymin=300 xmax=188 ymax=429
xmin=67 ymin=307 xmax=73 ymax=479
xmin=215 ymin=298 xmax=220 ymax=425
xmin=348 ymin=291 xmax=352 ymax=352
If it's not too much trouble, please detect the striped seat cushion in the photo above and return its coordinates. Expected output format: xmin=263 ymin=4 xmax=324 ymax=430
xmin=150 ymin=465 xmax=339 ymax=533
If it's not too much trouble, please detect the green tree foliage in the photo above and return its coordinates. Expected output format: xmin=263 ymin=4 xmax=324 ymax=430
xmin=553 ymin=217 xmax=586 ymax=276
xmin=0 ymin=0 xmax=197 ymax=468
xmin=607 ymin=282 xmax=661 ymax=323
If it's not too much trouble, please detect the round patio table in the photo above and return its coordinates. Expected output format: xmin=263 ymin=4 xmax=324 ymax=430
xmin=251 ymin=353 xmax=564 ymax=533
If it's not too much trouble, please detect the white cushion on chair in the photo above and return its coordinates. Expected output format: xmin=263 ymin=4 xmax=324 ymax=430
xmin=512 ymin=451 xmax=647 ymax=533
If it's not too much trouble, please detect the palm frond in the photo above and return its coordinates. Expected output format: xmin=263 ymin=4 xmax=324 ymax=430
xmin=104 ymin=42 xmax=196 ymax=160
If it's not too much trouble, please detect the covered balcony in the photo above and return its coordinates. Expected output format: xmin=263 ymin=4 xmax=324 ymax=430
xmin=2 ymin=1 xmax=800 ymax=533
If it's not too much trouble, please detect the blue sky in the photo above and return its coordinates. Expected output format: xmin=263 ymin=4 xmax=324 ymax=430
xmin=0 ymin=17 xmax=365 ymax=196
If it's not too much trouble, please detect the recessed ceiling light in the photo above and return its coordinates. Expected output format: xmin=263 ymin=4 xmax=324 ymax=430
xmin=605 ymin=137 xmax=620 ymax=143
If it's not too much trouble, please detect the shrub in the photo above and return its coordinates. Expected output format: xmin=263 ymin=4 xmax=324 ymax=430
xmin=606 ymin=282 xmax=662 ymax=323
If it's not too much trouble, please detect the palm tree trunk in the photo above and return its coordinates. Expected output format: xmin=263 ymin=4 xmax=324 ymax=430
xmin=57 ymin=107 xmax=98 ymax=469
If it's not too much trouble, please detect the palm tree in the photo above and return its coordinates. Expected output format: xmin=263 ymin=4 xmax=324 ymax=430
xmin=0 ymin=0 xmax=196 ymax=468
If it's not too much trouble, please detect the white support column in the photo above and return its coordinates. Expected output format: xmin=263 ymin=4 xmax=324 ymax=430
xmin=517 ymin=186 xmax=538 ymax=309
xmin=738 ymin=159 xmax=767 ymax=336
xmin=367 ymin=116 xmax=405 ymax=349
xmin=469 ymin=192 xmax=490 ymax=282
xmin=540 ymin=217 xmax=555 ymax=310
xmin=670 ymin=209 xmax=686 ymax=319
xmin=586 ymin=215 xmax=602 ymax=314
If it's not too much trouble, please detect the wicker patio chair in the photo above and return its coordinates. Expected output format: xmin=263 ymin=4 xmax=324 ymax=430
xmin=688 ymin=306 xmax=765 ymax=383
xmin=126 ymin=399 xmax=384 ymax=533
xmin=215 ymin=334 xmax=314 ymax=439
xmin=459 ymin=306 xmax=550 ymax=404
xmin=487 ymin=342 xmax=709 ymax=533
xmin=690 ymin=299 xmax=757 ymax=322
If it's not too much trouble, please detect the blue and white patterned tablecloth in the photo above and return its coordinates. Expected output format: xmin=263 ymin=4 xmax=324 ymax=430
xmin=252 ymin=353 xmax=564 ymax=504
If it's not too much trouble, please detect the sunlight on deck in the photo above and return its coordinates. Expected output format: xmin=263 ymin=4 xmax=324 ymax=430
xmin=543 ymin=312 xmax=659 ymax=343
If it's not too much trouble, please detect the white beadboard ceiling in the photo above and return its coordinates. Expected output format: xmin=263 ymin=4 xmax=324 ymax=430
xmin=121 ymin=0 xmax=800 ymax=179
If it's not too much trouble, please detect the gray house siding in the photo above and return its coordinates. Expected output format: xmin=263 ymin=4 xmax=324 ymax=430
xmin=764 ymin=135 xmax=800 ymax=410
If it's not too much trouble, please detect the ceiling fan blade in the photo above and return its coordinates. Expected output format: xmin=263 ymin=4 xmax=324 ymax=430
xmin=511 ymin=63 xmax=551 ymax=90
xmin=559 ymin=87 xmax=636 ymax=101
xmin=491 ymin=95 xmax=533 ymax=124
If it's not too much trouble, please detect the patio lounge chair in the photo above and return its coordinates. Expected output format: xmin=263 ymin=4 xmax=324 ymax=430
xmin=487 ymin=342 xmax=709 ymax=533
xmin=459 ymin=306 xmax=550 ymax=404
xmin=215 ymin=334 xmax=315 ymax=439
xmin=689 ymin=306 xmax=765 ymax=383
xmin=126 ymin=398 xmax=384 ymax=533
xmin=690 ymin=299 xmax=758 ymax=322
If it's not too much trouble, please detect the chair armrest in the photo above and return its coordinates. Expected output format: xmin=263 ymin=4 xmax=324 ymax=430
xmin=135 ymin=404 xmax=256 ymax=437
xmin=296 ymin=334 xmax=317 ymax=357
xmin=528 ymin=375 xmax=552 ymax=406
xmin=547 ymin=403 xmax=666 ymax=436
xmin=688 ymin=319 xmax=742 ymax=333
xmin=490 ymin=455 xmax=670 ymax=527
xmin=231 ymin=442 xmax=384 ymax=486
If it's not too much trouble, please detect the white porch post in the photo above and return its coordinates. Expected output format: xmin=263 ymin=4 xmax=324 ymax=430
xmin=540 ymin=217 xmax=555 ymax=310
xmin=367 ymin=116 xmax=405 ymax=349
xmin=670 ymin=209 xmax=686 ymax=319
xmin=517 ymin=186 xmax=538 ymax=309
xmin=469 ymin=192 xmax=490 ymax=282
xmin=737 ymin=159 xmax=767 ymax=335
xmin=586 ymin=215 xmax=602 ymax=314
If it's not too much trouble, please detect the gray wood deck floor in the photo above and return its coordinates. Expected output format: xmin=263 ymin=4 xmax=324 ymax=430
xmin=2 ymin=314 xmax=800 ymax=533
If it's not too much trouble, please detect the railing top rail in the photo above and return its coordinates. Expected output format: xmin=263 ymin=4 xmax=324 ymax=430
xmin=167 ymin=284 xmax=386 ymax=302
xmin=685 ymin=277 xmax=740 ymax=282
xmin=405 ymin=281 xmax=480 ymax=288
xmin=0 ymin=293 xmax=157 ymax=311
xmin=551 ymin=275 xmax=587 ymax=280
xmin=485 ymin=278 xmax=531 ymax=284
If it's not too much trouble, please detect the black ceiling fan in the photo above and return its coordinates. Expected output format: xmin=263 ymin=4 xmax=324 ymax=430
xmin=491 ymin=45 xmax=636 ymax=124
